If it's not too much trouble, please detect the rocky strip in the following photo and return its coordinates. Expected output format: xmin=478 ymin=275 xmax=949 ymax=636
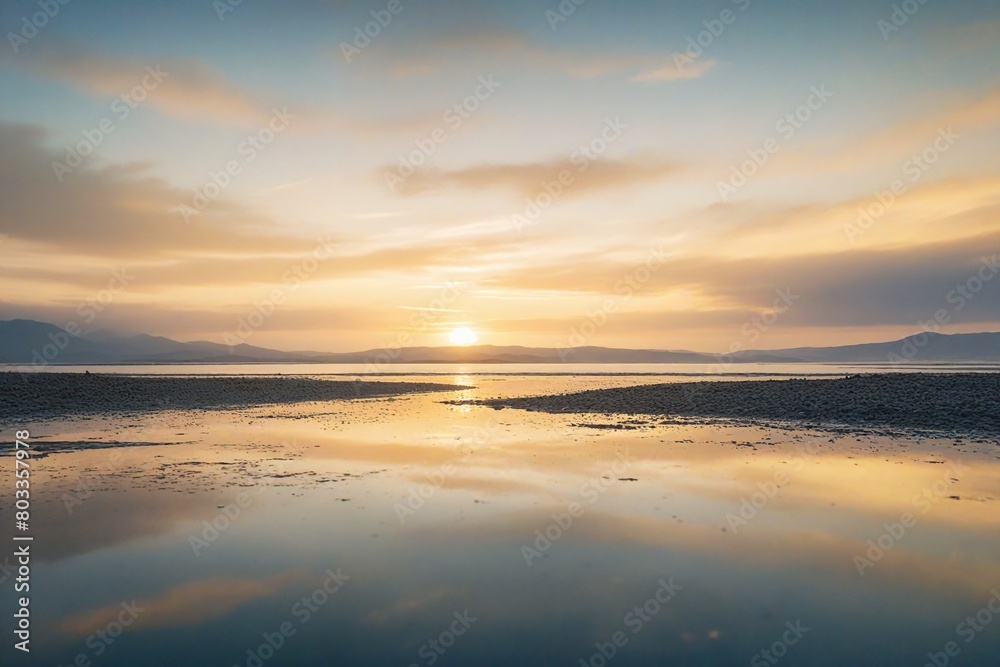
xmin=0 ymin=372 xmax=467 ymax=424
xmin=469 ymin=373 xmax=1000 ymax=435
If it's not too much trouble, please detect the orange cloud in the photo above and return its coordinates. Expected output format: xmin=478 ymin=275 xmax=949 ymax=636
xmin=388 ymin=158 xmax=681 ymax=198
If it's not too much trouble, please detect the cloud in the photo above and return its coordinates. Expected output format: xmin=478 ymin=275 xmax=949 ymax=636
xmin=489 ymin=229 xmax=1000 ymax=329
xmin=0 ymin=122 xmax=298 ymax=257
xmin=0 ymin=234 xmax=523 ymax=293
xmin=363 ymin=588 xmax=467 ymax=625
xmin=632 ymin=59 xmax=718 ymax=83
xmin=690 ymin=175 xmax=1000 ymax=257
xmin=784 ymin=86 xmax=1000 ymax=174
xmin=365 ymin=30 xmax=714 ymax=84
xmin=19 ymin=43 xmax=269 ymax=126
xmin=387 ymin=157 xmax=681 ymax=198
xmin=12 ymin=43 xmax=436 ymax=135
xmin=57 ymin=572 xmax=304 ymax=636
xmin=20 ymin=481 xmax=236 ymax=562
xmin=0 ymin=300 xmax=410 ymax=339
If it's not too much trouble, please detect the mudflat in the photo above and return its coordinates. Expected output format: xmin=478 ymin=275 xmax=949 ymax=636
xmin=0 ymin=372 xmax=466 ymax=424
xmin=468 ymin=373 xmax=1000 ymax=435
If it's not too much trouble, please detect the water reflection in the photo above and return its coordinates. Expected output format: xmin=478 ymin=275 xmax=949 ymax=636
xmin=2 ymin=379 xmax=998 ymax=666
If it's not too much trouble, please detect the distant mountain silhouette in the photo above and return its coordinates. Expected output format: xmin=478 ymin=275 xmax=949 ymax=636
xmin=0 ymin=319 xmax=997 ymax=365
xmin=728 ymin=332 xmax=1000 ymax=363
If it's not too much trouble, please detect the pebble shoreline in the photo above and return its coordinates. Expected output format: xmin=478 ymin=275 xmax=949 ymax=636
xmin=474 ymin=373 xmax=1000 ymax=435
xmin=0 ymin=372 xmax=466 ymax=424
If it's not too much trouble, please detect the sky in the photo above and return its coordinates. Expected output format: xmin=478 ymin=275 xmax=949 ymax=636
xmin=1 ymin=0 xmax=999 ymax=353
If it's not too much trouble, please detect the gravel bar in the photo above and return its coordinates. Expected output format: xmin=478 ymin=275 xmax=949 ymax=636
xmin=0 ymin=372 xmax=467 ymax=424
xmin=474 ymin=373 xmax=1000 ymax=435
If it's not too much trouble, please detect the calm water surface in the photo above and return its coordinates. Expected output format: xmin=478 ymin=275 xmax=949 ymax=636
xmin=1 ymin=373 xmax=998 ymax=666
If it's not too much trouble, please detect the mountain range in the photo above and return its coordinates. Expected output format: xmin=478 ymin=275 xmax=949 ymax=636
xmin=1 ymin=319 xmax=997 ymax=365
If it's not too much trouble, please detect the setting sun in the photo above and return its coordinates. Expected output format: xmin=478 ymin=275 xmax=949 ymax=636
xmin=449 ymin=327 xmax=479 ymax=346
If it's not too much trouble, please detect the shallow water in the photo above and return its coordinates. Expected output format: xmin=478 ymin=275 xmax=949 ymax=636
xmin=2 ymin=375 xmax=999 ymax=666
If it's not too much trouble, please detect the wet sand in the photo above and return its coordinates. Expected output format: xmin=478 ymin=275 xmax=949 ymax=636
xmin=466 ymin=373 xmax=1000 ymax=436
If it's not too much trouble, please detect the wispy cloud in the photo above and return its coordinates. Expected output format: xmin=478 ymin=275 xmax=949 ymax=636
xmin=386 ymin=157 xmax=681 ymax=198
xmin=14 ymin=43 xmax=438 ymax=135
xmin=57 ymin=572 xmax=303 ymax=636
xmin=0 ymin=122 xmax=292 ymax=256
xmin=779 ymin=86 xmax=1000 ymax=174
xmin=20 ymin=43 xmax=269 ymax=126
xmin=364 ymin=30 xmax=716 ymax=84
xmin=632 ymin=58 xmax=718 ymax=83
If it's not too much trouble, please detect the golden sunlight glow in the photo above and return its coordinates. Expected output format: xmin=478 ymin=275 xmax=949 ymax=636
xmin=448 ymin=327 xmax=478 ymax=346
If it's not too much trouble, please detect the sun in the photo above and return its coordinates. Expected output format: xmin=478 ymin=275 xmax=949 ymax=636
xmin=448 ymin=327 xmax=478 ymax=346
